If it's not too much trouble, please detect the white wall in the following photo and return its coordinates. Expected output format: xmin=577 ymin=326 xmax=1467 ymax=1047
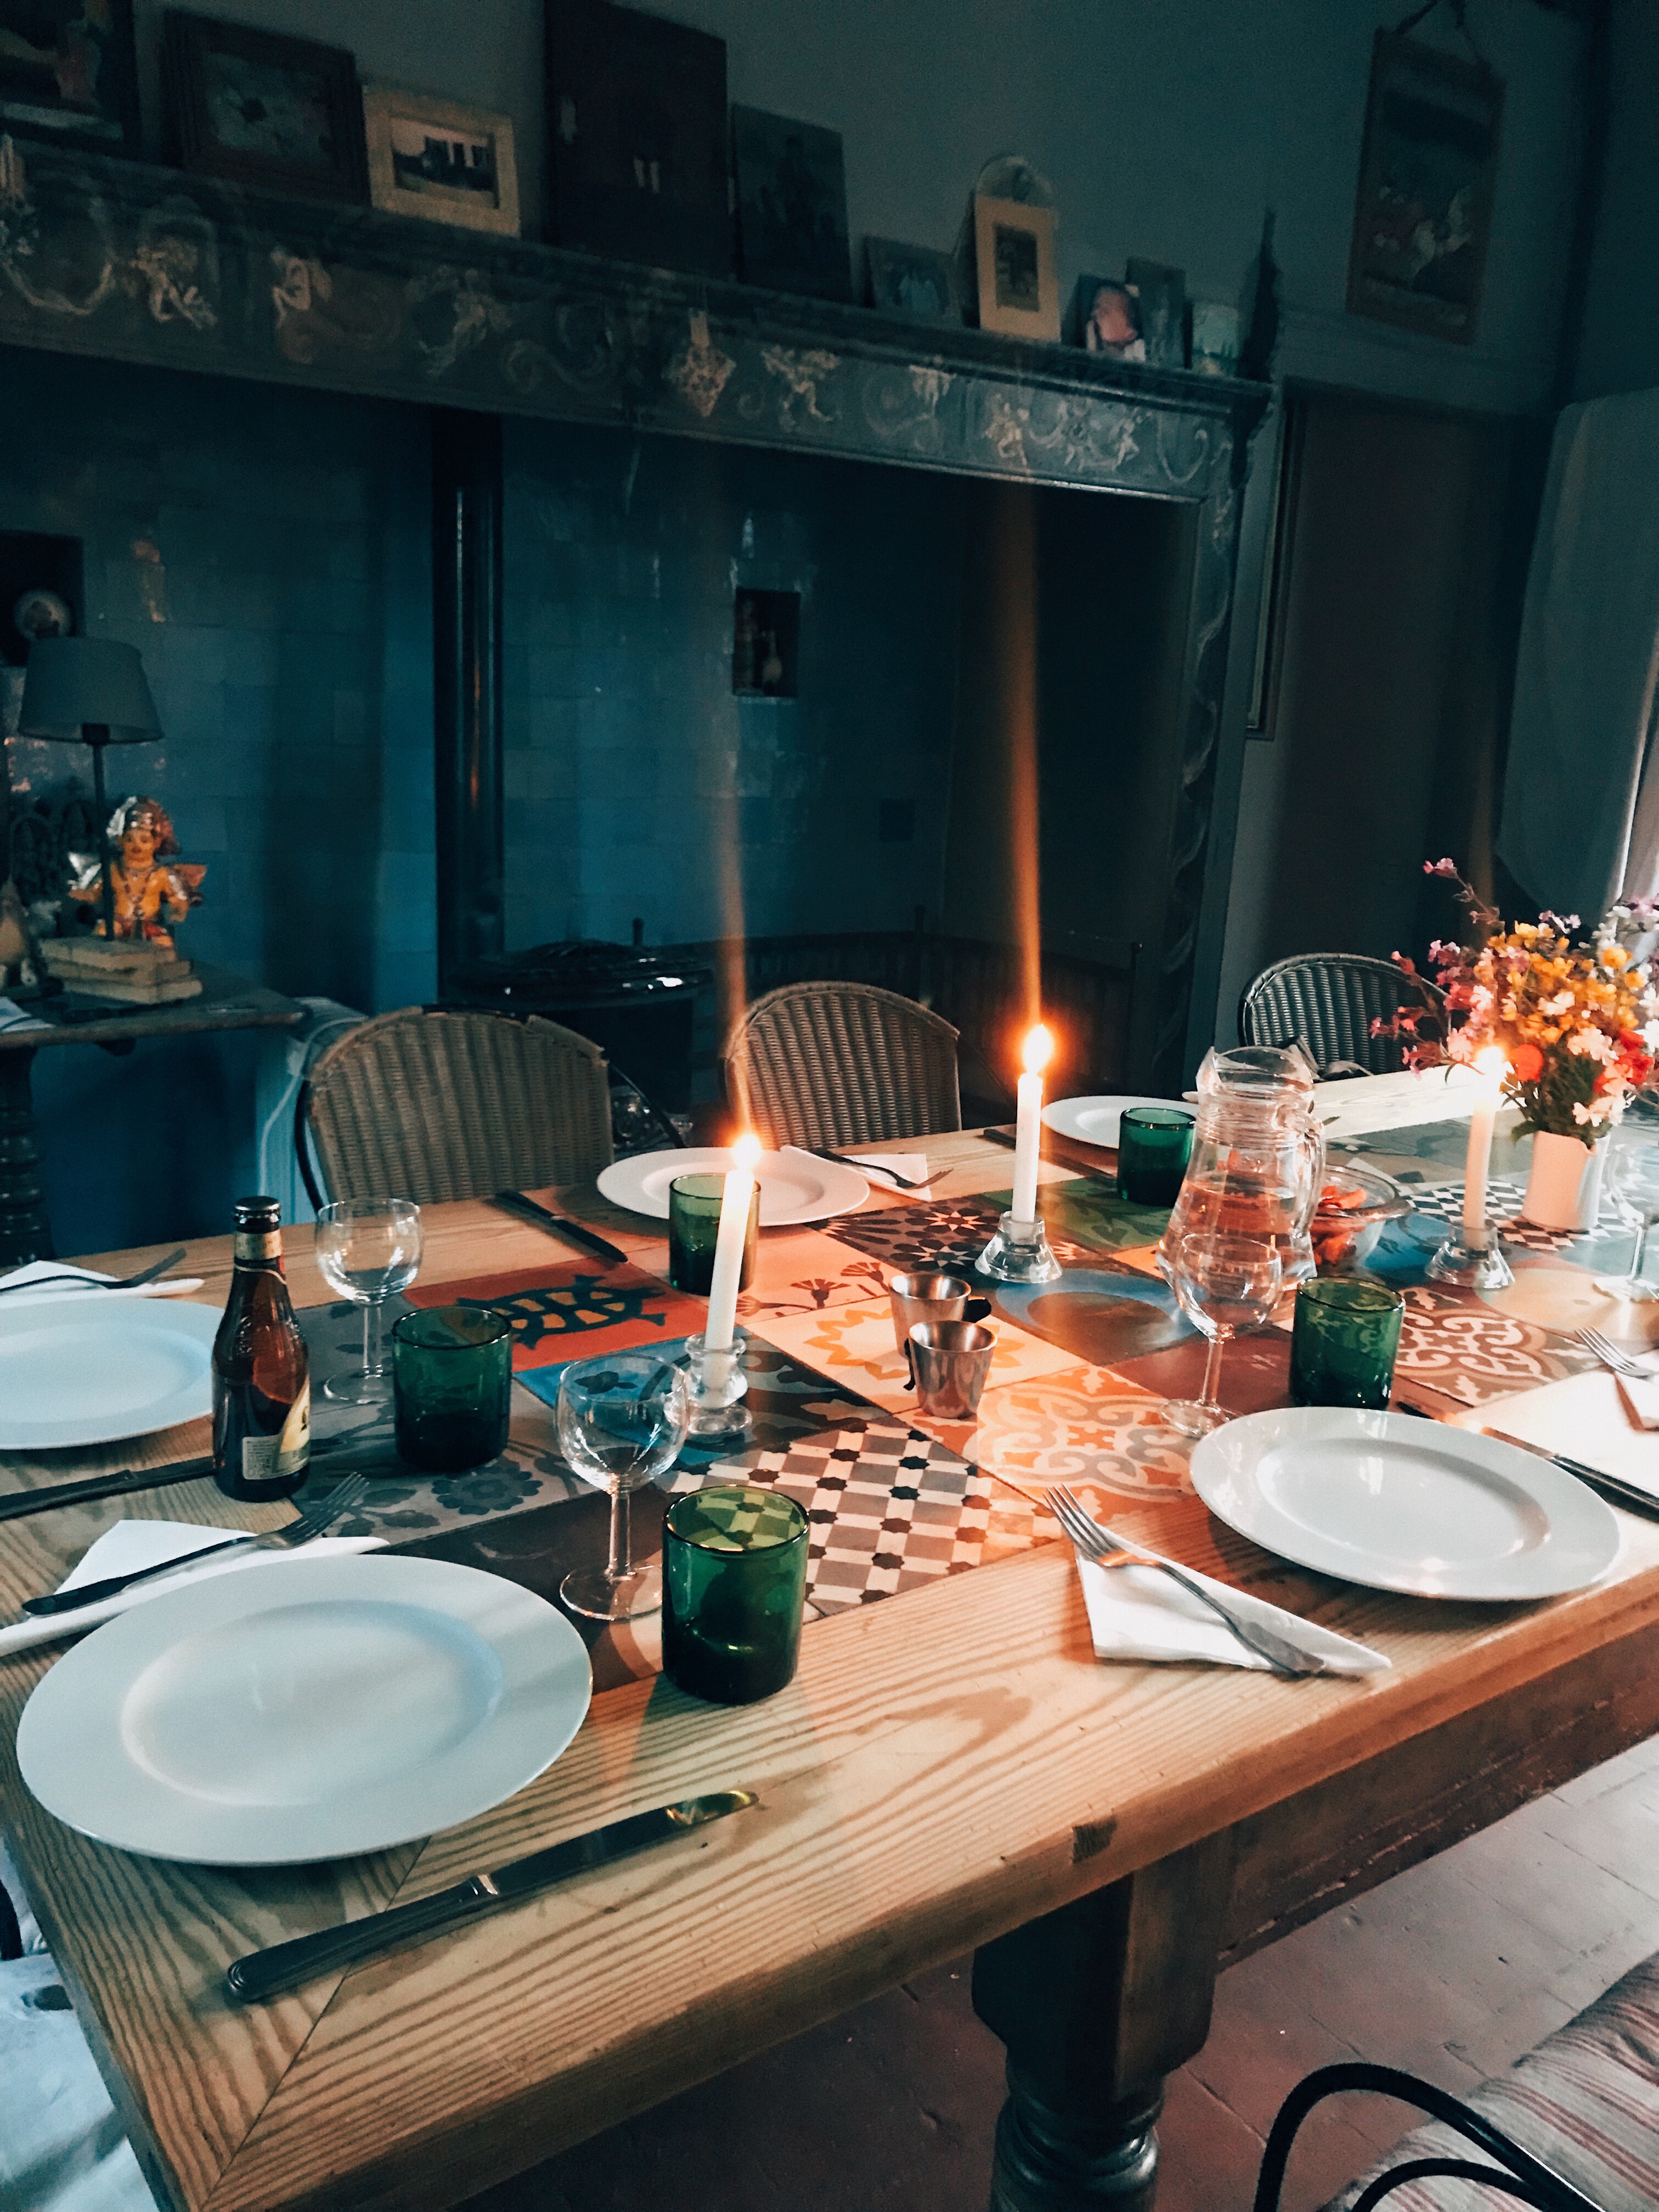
xmin=1575 ymin=0 xmax=1659 ymax=401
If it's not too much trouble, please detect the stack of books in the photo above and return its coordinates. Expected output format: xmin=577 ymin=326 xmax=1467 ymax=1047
xmin=38 ymin=938 xmax=204 ymax=1005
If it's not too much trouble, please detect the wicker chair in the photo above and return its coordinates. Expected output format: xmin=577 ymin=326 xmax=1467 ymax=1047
xmin=722 ymin=981 xmax=962 ymax=1149
xmin=302 ymin=1008 xmax=613 ymax=1206
xmin=1239 ymin=953 xmax=1447 ymax=1078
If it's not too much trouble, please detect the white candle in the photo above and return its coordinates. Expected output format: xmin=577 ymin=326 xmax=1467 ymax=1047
xmin=704 ymin=1133 xmax=760 ymax=1352
xmin=1011 ymin=1025 xmax=1053 ymax=1226
xmin=1462 ymin=1047 xmax=1508 ymax=1240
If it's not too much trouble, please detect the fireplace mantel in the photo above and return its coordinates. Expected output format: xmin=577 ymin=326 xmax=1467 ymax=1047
xmin=0 ymin=140 xmax=1270 ymax=1087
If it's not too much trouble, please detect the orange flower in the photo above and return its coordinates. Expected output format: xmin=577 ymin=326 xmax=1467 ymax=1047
xmin=1510 ymin=1041 xmax=1544 ymax=1083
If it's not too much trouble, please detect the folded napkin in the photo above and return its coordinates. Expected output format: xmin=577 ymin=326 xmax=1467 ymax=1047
xmin=847 ymin=1153 xmax=929 ymax=1184
xmin=0 ymin=1261 xmax=205 ymax=1304
xmin=1612 ymin=1357 xmax=1659 ymax=1432
xmin=0 ymin=1519 xmax=386 ymax=1659
xmin=1455 ymin=1370 xmax=1659 ymax=1497
xmin=1075 ymin=1548 xmax=1391 ymax=1675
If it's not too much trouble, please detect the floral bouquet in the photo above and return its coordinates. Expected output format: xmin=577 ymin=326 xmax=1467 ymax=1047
xmin=1383 ymin=860 xmax=1659 ymax=1146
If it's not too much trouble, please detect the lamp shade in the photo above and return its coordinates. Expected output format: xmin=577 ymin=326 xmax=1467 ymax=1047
xmin=19 ymin=637 xmax=161 ymax=744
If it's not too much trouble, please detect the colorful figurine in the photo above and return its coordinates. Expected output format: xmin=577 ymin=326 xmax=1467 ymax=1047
xmin=67 ymin=796 xmax=205 ymax=946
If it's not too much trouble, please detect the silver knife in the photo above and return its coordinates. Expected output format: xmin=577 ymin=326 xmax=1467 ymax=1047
xmin=1480 ymin=1427 xmax=1659 ymax=1518
xmin=224 ymin=1789 xmax=758 ymax=2003
xmin=489 ymin=1188 xmax=629 ymax=1266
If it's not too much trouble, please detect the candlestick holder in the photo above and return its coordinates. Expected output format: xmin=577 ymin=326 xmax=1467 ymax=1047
xmin=1426 ymin=1224 xmax=1514 ymax=1290
xmin=977 ymin=1210 xmax=1062 ymax=1285
xmin=681 ymin=1328 xmax=753 ymax=1443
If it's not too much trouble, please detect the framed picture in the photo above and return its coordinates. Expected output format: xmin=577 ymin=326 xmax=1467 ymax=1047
xmin=1190 ymin=300 xmax=1241 ymax=377
xmin=1124 ymin=257 xmax=1187 ymax=367
xmin=732 ymin=105 xmax=851 ymax=303
xmin=1072 ymin=274 xmax=1144 ymax=361
xmin=163 ymin=10 xmax=366 ymax=203
xmin=0 ymin=0 xmax=140 ymax=156
xmin=545 ymin=1 xmax=729 ymax=278
xmin=1347 ymin=31 xmax=1503 ymax=346
xmin=971 ymin=195 xmax=1059 ymax=341
xmin=362 ymin=85 xmax=519 ymax=236
xmin=866 ymin=237 xmax=958 ymax=324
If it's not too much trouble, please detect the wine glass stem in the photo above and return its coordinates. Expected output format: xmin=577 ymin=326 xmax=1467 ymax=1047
xmin=607 ymin=1485 xmax=631 ymax=1583
xmin=1199 ymin=1329 xmax=1227 ymax=1412
xmin=363 ymin=1299 xmax=384 ymax=1379
xmin=1630 ymin=1221 xmax=1650 ymax=1289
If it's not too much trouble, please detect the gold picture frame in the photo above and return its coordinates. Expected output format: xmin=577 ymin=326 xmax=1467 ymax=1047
xmin=972 ymin=195 xmax=1059 ymax=341
xmin=362 ymin=83 xmax=520 ymax=237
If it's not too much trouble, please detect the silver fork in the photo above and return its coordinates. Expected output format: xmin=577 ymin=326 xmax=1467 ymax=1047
xmin=1048 ymin=1487 xmax=1327 ymax=1678
xmin=0 ymin=1246 xmax=188 ymax=1296
xmin=1574 ymin=1327 xmax=1659 ymax=1381
xmin=21 ymin=1473 xmax=372 ymax=1616
xmin=800 ymin=1146 xmax=940 ymax=1192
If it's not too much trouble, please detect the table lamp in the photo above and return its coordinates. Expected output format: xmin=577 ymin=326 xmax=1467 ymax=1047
xmin=19 ymin=637 xmax=161 ymax=946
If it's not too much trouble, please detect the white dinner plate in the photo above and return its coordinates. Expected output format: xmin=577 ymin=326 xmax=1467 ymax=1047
xmin=0 ymin=1298 xmax=221 ymax=1451
xmin=17 ymin=1555 xmax=592 ymax=1864
xmin=1041 ymin=1095 xmax=1193 ymax=1150
xmin=1190 ymin=1407 xmax=1621 ymax=1601
xmin=596 ymin=1145 xmax=870 ymax=1226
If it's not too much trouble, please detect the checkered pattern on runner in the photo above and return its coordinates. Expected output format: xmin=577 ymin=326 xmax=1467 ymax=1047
xmin=1407 ymin=1176 xmax=1605 ymax=1252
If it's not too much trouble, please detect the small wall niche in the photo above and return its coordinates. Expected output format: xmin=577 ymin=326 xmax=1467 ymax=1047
xmin=732 ymin=587 xmax=799 ymax=698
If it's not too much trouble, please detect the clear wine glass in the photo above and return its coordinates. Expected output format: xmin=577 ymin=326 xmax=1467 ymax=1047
xmin=1165 ymin=1230 xmax=1284 ymax=1438
xmin=557 ymin=1350 xmax=691 ymax=1621
xmin=313 ymin=1198 xmax=424 ymax=1404
xmin=1594 ymin=1125 xmax=1659 ymax=1302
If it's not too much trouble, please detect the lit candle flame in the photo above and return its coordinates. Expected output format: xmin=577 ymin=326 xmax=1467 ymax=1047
xmin=1022 ymin=1024 xmax=1053 ymax=1076
xmin=1474 ymin=1045 xmax=1508 ymax=1082
xmin=732 ymin=1132 xmax=762 ymax=1171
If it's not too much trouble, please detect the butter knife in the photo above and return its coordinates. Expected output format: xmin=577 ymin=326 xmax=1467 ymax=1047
xmin=1479 ymin=1427 xmax=1659 ymax=1519
xmin=489 ymin=1189 xmax=629 ymax=1265
xmin=224 ymin=1788 xmax=759 ymax=2002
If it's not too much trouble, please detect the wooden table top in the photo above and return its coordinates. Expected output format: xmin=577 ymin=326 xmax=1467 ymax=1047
xmin=0 ymin=961 xmax=301 ymax=1053
xmin=3 ymin=1110 xmax=1658 ymax=2212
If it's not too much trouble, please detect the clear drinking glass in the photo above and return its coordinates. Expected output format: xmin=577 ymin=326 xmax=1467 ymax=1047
xmin=1165 ymin=1230 xmax=1283 ymax=1438
xmin=313 ymin=1198 xmax=424 ymax=1404
xmin=1595 ymin=1125 xmax=1659 ymax=1302
xmin=556 ymin=1350 xmax=691 ymax=1622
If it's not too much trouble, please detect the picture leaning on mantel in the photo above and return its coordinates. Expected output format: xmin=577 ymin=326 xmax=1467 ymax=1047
xmin=163 ymin=9 xmax=367 ymax=204
xmin=362 ymin=84 xmax=520 ymax=238
xmin=0 ymin=0 xmax=141 ymax=157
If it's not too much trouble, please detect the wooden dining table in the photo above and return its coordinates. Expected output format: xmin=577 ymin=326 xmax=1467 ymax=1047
xmin=3 ymin=1097 xmax=1659 ymax=2212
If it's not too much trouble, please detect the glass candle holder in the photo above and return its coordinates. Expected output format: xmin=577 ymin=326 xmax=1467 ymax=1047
xmin=668 ymin=1173 xmax=760 ymax=1296
xmin=661 ymin=1485 xmax=809 ymax=1705
xmin=392 ymin=1304 xmax=512 ymax=1472
xmin=1289 ymin=1278 xmax=1404 ymax=1412
xmin=1118 ymin=1106 xmax=1195 ymax=1206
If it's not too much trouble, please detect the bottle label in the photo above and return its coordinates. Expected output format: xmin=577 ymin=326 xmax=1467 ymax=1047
xmin=234 ymin=1229 xmax=281 ymax=1263
xmin=240 ymin=1385 xmax=310 ymax=1484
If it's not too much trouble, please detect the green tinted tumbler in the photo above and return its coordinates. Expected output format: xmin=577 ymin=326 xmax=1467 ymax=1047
xmin=1289 ymin=1278 xmax=1403 ymax=1412
xmin=392 ymin=1304 xmax=512 ymax=1471
xmin=1117 ymin=1107 xmax=1195 ymax=1206
xmin=668 ymin=1173 xmax=760 ymax=1296
xmin=661 ymin=1485 xmax=808 ymax=1704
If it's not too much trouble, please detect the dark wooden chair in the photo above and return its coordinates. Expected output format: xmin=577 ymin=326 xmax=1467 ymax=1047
xmin=1240 ymin=953 xmax=1448 ymax=1078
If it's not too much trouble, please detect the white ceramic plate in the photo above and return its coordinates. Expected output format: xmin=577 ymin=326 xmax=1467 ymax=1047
xmin=0 ymin=1299 xmax=221 ymax=1451
xmin=1041 ymin=1095 xmax=1193 ymax=1150
xmin=596 ymin=1145 xmax=870 ymax=1226
xmin=1190 ymin=1408 xmax=1621 ymax=1601
xmin=17 ymin=1555 xmax=592 ymax=1864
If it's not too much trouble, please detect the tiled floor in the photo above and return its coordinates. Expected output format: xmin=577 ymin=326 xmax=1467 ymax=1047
xmin=462 ymin=1733 xmax=1659 ymax=2212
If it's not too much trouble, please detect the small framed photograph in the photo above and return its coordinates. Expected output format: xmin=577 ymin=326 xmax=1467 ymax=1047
xmin=0 ymin=0 xmax=140 ymax=155
xmin=1124 ymin=257 xmax=1187 ymax=367
xmin=362 ymin=84 xmax=518 ymax=236
xmin=1072 ymin=274 xmax=1144 ymax=361
xmin=972 ymin=195 xmax=1059 ymax=341
xmin=866 ymin=237 xmax=959 ymax=324
xmin=163 ymin=10 xmax=366 ymax=203
xmin=1190 ymin=300 xmax=1242 ymax=377
xmin=732 ymin=105 xmax=851 ymax=302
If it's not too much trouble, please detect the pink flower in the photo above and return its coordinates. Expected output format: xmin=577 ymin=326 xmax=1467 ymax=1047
xmin=1424 ymin=857 xmax=1459 ymax=878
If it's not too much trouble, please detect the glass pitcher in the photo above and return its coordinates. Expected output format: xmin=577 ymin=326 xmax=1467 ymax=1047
xmin=1158 ymin=1046 xmax=1325 ymax=1283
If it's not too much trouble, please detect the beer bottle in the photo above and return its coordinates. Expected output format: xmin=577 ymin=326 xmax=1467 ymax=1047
xmin=212 ymin=1196 xmax=311 ymax=1501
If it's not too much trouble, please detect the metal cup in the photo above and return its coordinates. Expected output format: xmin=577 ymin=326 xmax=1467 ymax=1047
xmin=905 ymin=1321 xmax=996 ymax=1419
xmin=888 ymin=1271 xmax=971 ymax=1355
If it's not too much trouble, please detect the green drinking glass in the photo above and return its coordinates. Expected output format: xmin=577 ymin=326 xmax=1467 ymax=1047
xmin=1289 ymin=1278 xmax=1404 ymax=1412
xmin=1117 ymin=1107 xmax=1195 ymax=1206
xmin=667 ymin=1173 xmax=760 ymax=1296
xmin=392 ymin=1304 xmax=512 ymax=1472
xmin=661 ymin=1485 xmax=809 ymax=1705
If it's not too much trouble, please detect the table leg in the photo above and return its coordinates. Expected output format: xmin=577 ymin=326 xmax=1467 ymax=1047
xmin=0 ymin=1047 xmax=51 ymax=1265
xmin=973 ymin=1833 xmax=1234 ymax=2211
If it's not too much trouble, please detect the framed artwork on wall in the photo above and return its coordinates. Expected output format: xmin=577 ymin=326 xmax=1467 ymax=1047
xmin=545 ymin=0 xmax=730 ymax=278
xmin=971 ymin=195 xmax=1058 ymax=341
xmin=0 ymin=0 xmax=140 ymax=157
xmin=1072 ymin=275 xmax=1144 ymax=360
xmin=362 ymin=84 xmax=519 ymax=236
xmin=732 ymin=105 xmax=850 ymax=302
xmin=163 ymin=11 xmax=367 ymax=203
xmin=1124 ymin=257 xmax=1187 ymax=368
xmin=865 ymin=237 xmax=958 ymax=324
xmin=1347 ymin=31 xmax=1503 ymax=346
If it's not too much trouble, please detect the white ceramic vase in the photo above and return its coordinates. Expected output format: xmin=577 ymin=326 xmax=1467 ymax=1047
xmin=1521 ymin=1128 xmax=1605 ymax=1232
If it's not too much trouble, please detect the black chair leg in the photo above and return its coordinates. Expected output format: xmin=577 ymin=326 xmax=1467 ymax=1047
xmin=0 ymin=1875 xmax=24 ymax=1961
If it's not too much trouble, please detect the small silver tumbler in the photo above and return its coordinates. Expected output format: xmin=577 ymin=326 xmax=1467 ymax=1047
xmin=887 ymin=1272 xmax=971 ymax=1355
xmin=906 ymin=1320 xmax=996 ymax=1419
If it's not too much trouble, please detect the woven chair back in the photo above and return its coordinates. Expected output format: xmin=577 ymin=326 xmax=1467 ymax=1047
xmin=304 ymin=1008 xmax=613 ymax=1206
xmin=1239 ymin=953 xmax=1447 ymax=1077
xmin=723 ymin=981 xmax=962 ymax=1149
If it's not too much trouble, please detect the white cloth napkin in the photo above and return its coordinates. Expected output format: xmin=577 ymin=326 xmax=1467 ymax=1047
xmin=1075 ymin=1548 xmax=1391 ymax=1674
xmin=847 ymin=1153 xmax=929 ymax=1186
xmin=1610 ymin=1357 xmax=1659 ymax=1432
xmin=0 ymin=1261 xmax=205 ymax=1305
xmin=0 ymin=1520 xmax=386 ymax=1658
